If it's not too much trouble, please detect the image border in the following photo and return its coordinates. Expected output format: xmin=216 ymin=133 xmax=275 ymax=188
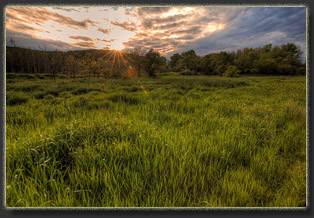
xmin=0 ymin=0 xmax=311 ymax=215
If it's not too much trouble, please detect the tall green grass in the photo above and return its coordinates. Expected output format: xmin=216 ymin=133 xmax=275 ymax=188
xmin=6 ymin=74 xmax=306 ymax=207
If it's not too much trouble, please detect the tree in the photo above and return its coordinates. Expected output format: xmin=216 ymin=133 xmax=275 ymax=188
xmin=89 ymin=60 xmax=100 ymax=78
xmin=234 ymin=49 xmax=256 ymax=74
xmin=178 ymin=50 xmax=201 ymax=74
xmin=144 ymin=49 xmax=164 ymax=77
xmin=124 ymin=47 xmax=146 ymax=78
xmin=98 ymin=58 xmax=111 ymax=78
xmin=208 ymin=52 xmax=232 ymax=75
xmin=63 ymin=55 xmax=79 ymax=77
xmin=200 ymin=54 xmax=212 ymax=75
xmin=168 ymin=53 xmax=182 ymax=72
xmin=252 ymin=58 xmax=278 ymax=75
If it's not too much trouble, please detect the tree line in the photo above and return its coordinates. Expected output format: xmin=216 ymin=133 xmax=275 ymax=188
xmin=6 ymin=42 xmax=305 ymax=79
xmin=168 ymin=43 xmax=305 ymax=76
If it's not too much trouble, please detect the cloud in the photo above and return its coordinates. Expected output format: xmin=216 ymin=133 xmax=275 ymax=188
xmin=153 ymin=21 xmax=186 ymax=30
xmin=74 ymin=41 xmax=96 ymax=49
xmin=171 ymin=26 xmax=202 ymax=35
xmin=69 ymin=35 xmax=94 ymax=42
xmin=6 ymin=29 xmax=82 ymax=51
xmin=7 ymin=22 xmax=43 ymax=33
xmin=122 ymin=7 xmax=306 ymax=57
xmin=141 ymin=14 xmax=189 ymax=29
xmin=125 ymin=11 xmax=137 ymax=17
xmin=5 ymin=6 xmax=306 ymax=57
xmin=137 ymin=7 xmax=172 ymax=16
xmin=6 ymin=10 xmax=25 ymax=23
xmin=110 ymin=20 xmax=137 ymax=32
xmin=52 ymin=14 xmax=99 ymax=29
xmin=6 ymin=7 xmax=99 ymax=30
xmin=52 ymin=7 xmax=80 ymax=12
xmin=124 ymin=7 xmax=227 ymax=55
xmin=6 ymin=7 xmax=51 ymax=25
xmin=97 ymin=27 xmax=111 ymax=34
xmin=177 ymin=7 xmax=306 ymax=57
xmin=95 ymin=38 xmax=116 ymax=42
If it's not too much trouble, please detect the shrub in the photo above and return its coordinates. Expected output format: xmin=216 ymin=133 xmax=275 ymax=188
xmin=223 ymin=65 xmax=240 ymax=77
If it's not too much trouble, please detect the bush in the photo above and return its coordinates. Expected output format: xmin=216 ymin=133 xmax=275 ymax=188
xmin=223 ymin=65 xmax=240 ymax=77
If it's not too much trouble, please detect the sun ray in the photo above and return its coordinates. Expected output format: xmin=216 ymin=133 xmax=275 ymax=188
xmin=117 ymin=51 xmax=121 ymax=69
xmin=109 ymin=51 xmax=116 ymax=75
xmin=119 ymin=52 xmax=129 ymax=68
xmin=115 ymin=51 xmax=119 ymax=68
xmin=99 ymin=49 xmax=114 ymax=60
xmin=121 ymin=52 xmax=132 ymax=65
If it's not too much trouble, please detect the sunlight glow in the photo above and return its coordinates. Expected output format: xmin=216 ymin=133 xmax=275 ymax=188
xmin=162 ymin=35 xmax=179 ymax=39
xmin=110 ymin=41 xmax=124 ymax=50
xmin=202 ymin=23 xmax=225 ymax=36
xmin=161 ymin=8 xmax=180 ymax=17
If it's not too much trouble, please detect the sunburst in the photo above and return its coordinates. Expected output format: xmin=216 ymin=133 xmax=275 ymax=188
xmin=96 ymin=48 xmax=147 ymax=94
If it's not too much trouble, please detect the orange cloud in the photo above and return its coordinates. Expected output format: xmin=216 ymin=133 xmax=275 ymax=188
xmin=73 ymin=41 xmax=97 ymax=49
xmin=95 ymin=38 xmax=116 ymax=42
xmin=6 ymin=7 xmax=99 ymax=30
xmin=98 ymin=27 xmax=111 ymax=34
xmin=111 ymin=20 xmax=137 ymax=32
xmin=69 ymin=35 xmax=94 ymax=42
xmin=7 ymin=22 xmax=43 ymax=33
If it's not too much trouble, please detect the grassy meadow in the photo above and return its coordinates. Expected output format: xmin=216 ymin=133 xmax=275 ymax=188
xmin=5 ymin=73 xmax=306 ymax=207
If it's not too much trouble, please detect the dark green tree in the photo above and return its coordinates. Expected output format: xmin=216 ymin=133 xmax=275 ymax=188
xmin=144 ymin=49 xmax=165 ymax=77
xmin=168 ymin=53 xmax=182 ymax=72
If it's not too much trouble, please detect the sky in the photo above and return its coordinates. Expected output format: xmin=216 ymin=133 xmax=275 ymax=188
xmin=5 ymin=6 xmax=306 ymax=57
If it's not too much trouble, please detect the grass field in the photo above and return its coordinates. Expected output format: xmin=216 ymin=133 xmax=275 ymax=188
xmin=5 ymin=74 xmax=306 ymax=207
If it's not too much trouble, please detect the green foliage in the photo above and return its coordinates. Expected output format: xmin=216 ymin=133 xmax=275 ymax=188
xmin=169 ymin=53 xmax=182 ymax=72
xmin=6 ymin=75 xmax=306 ymax=207
xmin=177 ymin=50 xmax=201 ymax=74
xmin=223 ymin=65 xmax=241 ymax=77
xmin=144 ymin=49 xmax=166 ymax=77
xmin=167 ymin=43 xmax=305 ymax=76
xmin=200 ymin=54 xmax=212 ymax=75
xmin=7 ymin=42 xmax=305 ymax=79
xmin=63 ymin=55 xmax=79 ymax=78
